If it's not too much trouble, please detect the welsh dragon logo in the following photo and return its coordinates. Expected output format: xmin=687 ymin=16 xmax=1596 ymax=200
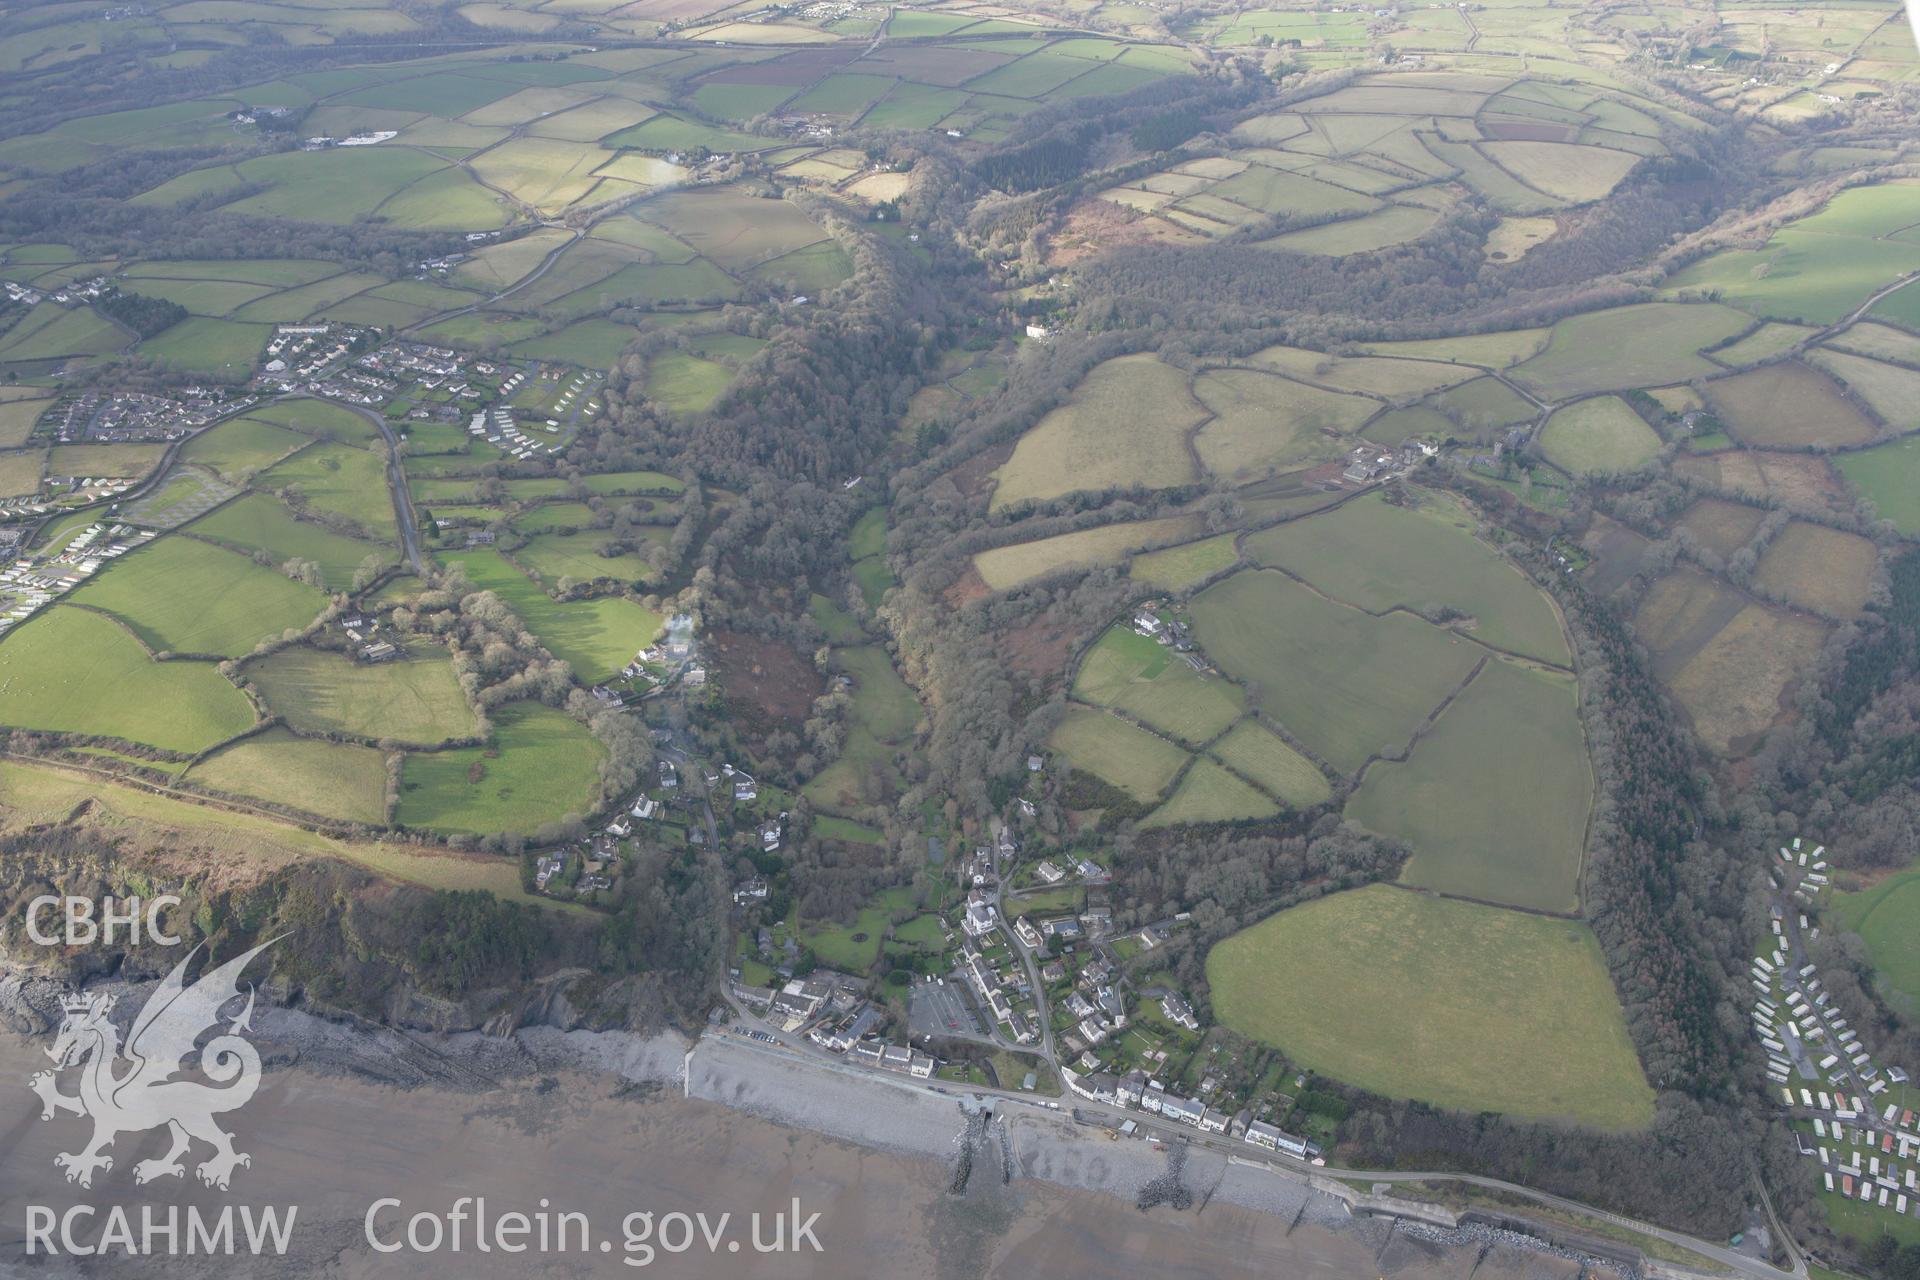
xmin=28 ymin=937 xmax=281 ymax=1191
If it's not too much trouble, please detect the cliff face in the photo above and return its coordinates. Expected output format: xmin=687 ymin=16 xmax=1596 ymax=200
xmin=0 ymin=840 xmax=670 ymax=1040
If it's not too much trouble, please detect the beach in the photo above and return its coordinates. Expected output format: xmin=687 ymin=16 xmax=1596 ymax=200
xmin=0 ymin=991 xmax=1619 ymax=1279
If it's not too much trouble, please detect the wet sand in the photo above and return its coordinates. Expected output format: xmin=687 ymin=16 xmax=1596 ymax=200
xmin=0 ymin=1017 xmax=1517 ymax=1280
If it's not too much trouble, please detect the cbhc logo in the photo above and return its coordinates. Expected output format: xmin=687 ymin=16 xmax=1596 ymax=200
xmin=25 ymin=896 xmax=183 ymax=947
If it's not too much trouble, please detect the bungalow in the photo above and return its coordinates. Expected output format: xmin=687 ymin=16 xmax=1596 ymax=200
xmin=1034 ymin=860 xmax=1067 ymax=885
xmin=733 ymin=877 xmax=769 ymax=906
xmin=605 ymin=816 xmax=631 ymax=838
xmin=631 ymin=796 xmax=658 ymax=821
xmin=1041 ymin=917 xmax=1083 ymax=942
xmin=733 ymin=773 xmax=758 ymax=802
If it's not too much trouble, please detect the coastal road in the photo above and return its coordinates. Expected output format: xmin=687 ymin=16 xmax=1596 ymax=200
xmin=699 ymin=1027 xmax=1798 ymax=1280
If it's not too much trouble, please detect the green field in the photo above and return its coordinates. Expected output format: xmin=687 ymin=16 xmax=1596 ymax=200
xmin=512 ymin=531 xmax=656 ymax=586
xmin=1208 ymin=885 xmax=1654 ymax=1129
xmin=188 ymin=493 xmax=393 ymax=589
xmin=443 ymin=548 xmax=662 ymax=682
xmin=1509 ymin=303 xmax=1752 ymax=399
xmin=188 ymin=728 xmax=389 ymax=824
xmin=1667 ymin=181 xmax=1920 ymax=325
xmin=1536 ymin=396 xmax=1664 ymax=475
xmin=179 ymin=416 xmax=310 ymax=481
xmin=1246 ymin=493 xmax=1568 ymax=664
xmin=1804 ymin=347 xmax=1920 ymax=435
xmin=1429 ymin=376 xmax=1537 ymax=439
xmin=247 ymin=398 xmax=381 ymax=444
xmin=1837 ymin=436 xmax=1920 ymax=535
xmin=397 ymin=702 xmax=604 ymax=835
xmin=49 ymin=442 xmax=169 ymax=481
xmin=66 ymin=535 xmax=328 ymax=658
xmin=1208 ymin=719 xmax=1332 ymax=808
xmin=1128 ymin=533 xmax=1239 ymax=591
xmin=247 ymin=648 xmax=477 ymax=745
xmin=1143 ymin=758 xmax=1276 ymax=827
xmin=990 ymin=354 xmax=1205 ymax=509
xmin=0 ymin=757 xmax=577 ymax=912
xmin=0 ymin=303 xmax=128 ymax=365
xmin=1047 ymin=704 xmax=1188 ymax=801
xmin=1351 ymin=659 xmax=1590 ymax=913
xmin=1072 ymin=624 xmax=1244 ymax=746
xmin=1191 ymin=569 xmax=1480 ymax=773
xmin=138 ymin=318 xmax=268 ymax=375
xmin=1711 ymin=323 xmax=1817 ymax=368
xmin=0 ymin=606 xmax=253 ymax=753
xmin=1833 ymin=860 xmax=1920 ymax=1017
xmin=645 ymin=351 xmax=732 ymax=414
xmin=259 ymin=441 xmax=397 ymax=539
xmin=974 ymin=516 xmax=1201 ymax=591
xmin=1190 ymin=367 xmax=1371 ymax=483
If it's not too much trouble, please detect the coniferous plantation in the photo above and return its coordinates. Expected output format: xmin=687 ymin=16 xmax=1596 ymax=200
xmin=0 ymin=0 xmax=1918 ymax=1275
